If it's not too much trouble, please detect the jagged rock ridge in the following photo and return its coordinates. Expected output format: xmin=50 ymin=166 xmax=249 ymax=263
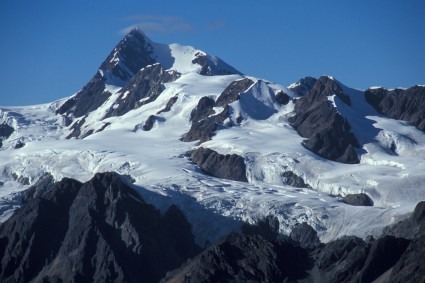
xmin=164 ymin=201 xmax=425 ymax=283
xmin=57 ymin=29 xmax=156 ymax=119
xmin=56 ymin=29 xmax=240 ymax=139
xmin=365 ymin=85 xmax=425 ymax=131
xmin=0 ymin=172 xmax=200 ymax=283
xmin=289 ymin=76 xmax=360 ymax=164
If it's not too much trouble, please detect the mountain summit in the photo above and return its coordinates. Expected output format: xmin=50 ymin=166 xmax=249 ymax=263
xmin=0 ymin=29 xmax=425 ymax=282
xmin=56 ymin=29 xmax=241 ymax=136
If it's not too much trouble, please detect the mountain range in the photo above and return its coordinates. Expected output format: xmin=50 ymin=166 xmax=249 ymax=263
xmin=0 ymin=28 xmax=424 ymax=282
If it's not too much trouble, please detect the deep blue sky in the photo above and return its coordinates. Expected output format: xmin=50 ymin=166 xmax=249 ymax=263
xmin=1 ymin=1 xmax=424 ymax=106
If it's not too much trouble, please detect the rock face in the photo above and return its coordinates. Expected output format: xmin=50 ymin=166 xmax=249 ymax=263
xmin=241 ymin=215 xmax=280 ymax=241
xmin=57 ymin=29 xmax=155 ymax=119
xmin=289 ymin=76 xmax=360 ymax=164
xmin=383 ymin=200 xmax=425 ymax=239
xmin=281 ymin=171 xmax=309 ymax=188
xmin=342 ymin=193 xmax=374 ymax=206
xmin=182 ymin=79 xmax=255 ymax=144
xmin=142 ymin=115 xmax=159 ymax=131
xmin=275 ymin=90 xmax=291 ymax=105
xmin=365 ymin=85 xmax=425 ymax=131
xmin=0 ymin=123 xmax=14 ymax=148
xmin=389 ymin=236 xmax=425 ymax=283
xmin=0 ymin=172 xmax=200 ymax=283
xmin=104 ymin=63 xmax=166 ymax=118
xmin=0 ymin=123 xmax=14 ymax=139
xmin=163 ymin=225 xmax=411 ymax=283
xmin=161 ymin=233 xmax=311 ymax=283
xmin=315 ymin=235 xmax=410 ymax=283
xmin=288 ymin=76 xmax=317 ymax=96
xmin=192 ymin=52 xmax=241 ymax=76
xmin=0 ymin=172 xmax=424 ymax=282
xmin=215 ymin=78 xmax=254 ymax=107
xmin=289 ymin=222 xmax=320 ymax=249
xmin=190 ymin=147 xmax=248 ymax=182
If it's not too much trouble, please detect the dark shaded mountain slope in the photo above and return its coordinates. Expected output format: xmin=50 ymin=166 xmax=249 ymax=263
xmin=365 ymin=85 xmax=425 ymax=131
xmin=289 ymin=76 xmax=360 ymax=164
xmin=57 ymin=29 xmax=156 ymax=119
xmin=164 ymin=202 xmax=425 ymax=283
xmin=190 ymin=147 xmax=248 ymax=182
xmin=0 ymin=172 xmax=200 ymax=283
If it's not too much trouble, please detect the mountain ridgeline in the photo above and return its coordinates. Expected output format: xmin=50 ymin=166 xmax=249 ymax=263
xmin=0 ymin=172 xmax=424 ymax=282
xmin=51 ymin=29 xmax=425 ymax=167
xmin=1 ymin=29 xmax=425 ymax=282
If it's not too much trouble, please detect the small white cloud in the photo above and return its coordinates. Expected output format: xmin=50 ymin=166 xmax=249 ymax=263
xmin=120 ymin=15 xmax=194 ymax=35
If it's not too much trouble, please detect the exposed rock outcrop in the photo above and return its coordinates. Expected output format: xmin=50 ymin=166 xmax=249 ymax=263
xmin=157 ymin=95 xmax=178 ymax=114
xmin=163 ymin=224 xmax=412 ymax=283
xmin=57 ymin=29 xmax=155 ymax=118
xmin=383 ymin=200 xmax=425 ymax=239
xmin=342 ymin=193 xmax=374 ymax=206
xmin=275 ymin=90 xmax=291 ymax=105
xmin=215 ymin=78 xmax=254 ymax=107
xmin=0 ymin=123 xmax=14 ymax=139
xmin=0 ymin=172 xmax=200 ymax=283
xmin=192 ymin=52 xmax=241 ymax=76
xmin=182 ymin=79 xmax=255 ymax=144
xmin=162 ymin=233 xmax=311 ymax=283
xmin=241 ymin=215 xmax=280 ymax=241
xmin=365 ymin=85 xmax=425 ymax=131
xmin=290 ymin=222 xmax=320 ymax=249
xmin=0 ymin=123 xmax=14 ymax=148
xmin=289 ymin=76 xmax=360 ymax=164
xmin=142 ymin=115 xmax=159 ymax=131
xmin=388 ymin=236 xmax=425 ymax=282
xmin=104 ymin=63 xmax=165 ymax=118
xmin=190 ymin=147 xmax=248 ymax=182
xmin=281 ymin=171 xmax=309 ymax=188
xmin=182 ymin=99 xmax=229 ymax=143
xmin=288 ymin=76 xmax=317 ymax=96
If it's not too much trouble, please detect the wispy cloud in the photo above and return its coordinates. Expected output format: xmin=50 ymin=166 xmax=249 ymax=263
xmin=207 ymin=19 xmax=226 ymax=30
xmin=120 ymin=15 xmax=194 ymax=35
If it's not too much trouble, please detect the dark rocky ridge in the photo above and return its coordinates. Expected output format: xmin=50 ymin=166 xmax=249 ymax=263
xmin=182 ymin=78 xmax=255 ymax=144
xmin=165 ymin=220 xmax=420 ymax=283
xmin=165 ymin=202 xmax=425 ymax=282
xmin=289 ymin=222 xmax=320 ymax=249
xmin=289 ymin=76 xmax=360 ymax=164
xmin=192 ymin=52 xmax=241 ymax=76
xmin=104 ymin=63 xmax=167 ymax=118
xmin=288 ymin=76 xmax=318 ymax=96
xmin=215 ymin=78 xmax=254 ymax=107
xmin=182 ymin=100 xmax=229 ymax=144
xmin=57 ymin=29 xmax=156 ymax=119
xmin=0 ymin=172 xmax=200 ymax=283
xmin=383 ymin=200 xmax=425 ymax=239
xmin=365 ymin=85 xmax=425 ymax=131
xmin=1 ymin=172 xmax=424 ymax=282
xmin=190 ymin=147 xmax=248 ymax=182
xmin=0 ymin=123 xmax=14 ymax=148
xmin=162 ymin=232 xmax=311 ymax=283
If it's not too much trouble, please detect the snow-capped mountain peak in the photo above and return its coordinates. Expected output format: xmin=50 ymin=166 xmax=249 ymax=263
xmin=1 ymin=31 xmax=425 ymax=258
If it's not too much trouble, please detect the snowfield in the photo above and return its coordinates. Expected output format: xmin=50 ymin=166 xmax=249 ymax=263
xmin=1 ymin=35 xmax=424 ymax=246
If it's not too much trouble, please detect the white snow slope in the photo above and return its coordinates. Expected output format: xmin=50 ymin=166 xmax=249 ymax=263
xmin=1 ymin=37 xmax=425 ymax=246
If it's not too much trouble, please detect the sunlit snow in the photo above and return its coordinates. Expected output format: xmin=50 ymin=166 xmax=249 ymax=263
xmin=0 ymin=60 xmax=424 ymax=246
